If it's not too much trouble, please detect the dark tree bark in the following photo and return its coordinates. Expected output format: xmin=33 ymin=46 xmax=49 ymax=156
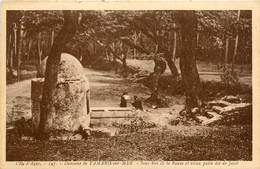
xmin=37 ymin=32 xmax=43 ymax=71
xmin=133 ymin=31 xmax=138 ymax=57
xmin=122 ymin=53 xmax=127 ymax=69
xmin=110 ymin=42 xmax=117 ymax=65
xmin=51 ymin=28 xmax=55 ymax=46
xmin=22 ymin=36 xmax=27 ymax=61
xmin=232 ymin=10 xmax=240 ymax=72
xmin=178 ymin=11 xmax=200 ymax=110
xmin=10 ymin=44 xmax=14 ymax=75
xmin=106 ymin=27 xmax=179 ymax=80
xmin=224 ymin=37 xmax=229 ymax=72
xmin=164 ymin=51 xmax=179 ymax=79
xmin=27 ymin=38 xmax=33 ymax=60
xmin=7 ymin=32 xmax=13 ymax=76
xmin=173 ymin=23 xmax=177 ymax=61
xmin=37 ymin=11 xmax=78 ymax=139
xmin=13 ymin=23 xmax=18 ymax=67
xmin=46 ymin=30 xmax=50 ymax=53
xmin=17 ymin=17 xmax=24 ymax=82
xmin=196 ymin=32 xmax=200 ymax=46
xmin=150 ymin=54 xmax=167 ymax=101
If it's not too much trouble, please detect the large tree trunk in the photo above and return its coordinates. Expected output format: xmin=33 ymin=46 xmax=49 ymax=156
xmin=178 ymin=11 xmax=200 ymax=110
xmin=180 ymin=54 xmax=200 ymax=108
xmin=37 ymin=11 xmax=78 ymax=139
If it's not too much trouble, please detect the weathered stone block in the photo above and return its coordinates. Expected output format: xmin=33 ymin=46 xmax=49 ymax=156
xmin=31 ymin=53 xmax=90 ymax=131
xmin=221 ymin=95 xmax=241 ymax=103
xmin=31 ymin=78 xmax=44 ymax=128
xmin=208 ymin=100 xmax=231 ymax=107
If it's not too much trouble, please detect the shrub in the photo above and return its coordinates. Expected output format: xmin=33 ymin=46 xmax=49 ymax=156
xmin=220 ymin=71 xmax=239 ymax=85
xmin=118 ymin=116 xmax=156 ymax=134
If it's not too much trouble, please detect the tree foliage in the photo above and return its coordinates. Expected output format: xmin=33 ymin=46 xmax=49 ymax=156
xmin=6 ymin=10 xmax=252 ymax=108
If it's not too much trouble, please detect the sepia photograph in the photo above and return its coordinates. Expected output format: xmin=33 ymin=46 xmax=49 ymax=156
xmin=1 ymin=2 xmax=259 ymax=168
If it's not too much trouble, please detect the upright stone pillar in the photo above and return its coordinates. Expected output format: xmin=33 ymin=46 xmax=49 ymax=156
xmin=31 ymin=53 xmax=90 ymax=131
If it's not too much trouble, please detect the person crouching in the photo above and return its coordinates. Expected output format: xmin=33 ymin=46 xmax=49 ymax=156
xmin=132 ymin=95 xmax=143 ymax=111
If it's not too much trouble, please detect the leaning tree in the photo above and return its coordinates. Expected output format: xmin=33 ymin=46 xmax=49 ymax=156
xmin=37 ymin=11 xmax=79 ymax=139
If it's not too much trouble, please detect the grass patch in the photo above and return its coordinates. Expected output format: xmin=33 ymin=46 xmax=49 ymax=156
xmin=6 ymin=125 xmax=252 ymax=161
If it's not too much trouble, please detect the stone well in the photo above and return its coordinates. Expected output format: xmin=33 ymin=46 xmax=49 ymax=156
xmin=31 ymin=53 xmax=90 ymax=131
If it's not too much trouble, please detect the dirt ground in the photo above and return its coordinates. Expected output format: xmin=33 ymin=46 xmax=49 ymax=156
xmin=6 ymin=67 xmax=185 ymax=124
xmin=6 ymin=63 xmax=252 ymax=161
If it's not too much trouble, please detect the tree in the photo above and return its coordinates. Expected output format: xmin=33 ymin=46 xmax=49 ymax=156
xmin=6 ymin=20 xmax=14 ymax=76
xmin=6 ymin=10 xmax=64 ymax=84
xmin=150 ymin=53 xmax=167 ymax=101
xmin=122 ymin=11 xmax=179 ymax=79
xmin=37 ymin=11 xmax=78 ymax=139
xmin=177 ymin=11 xmax=201 ymax=113
xmin=224 ymin=36 xmax=229 ymax=72
xmin=81 ymin=11 xmax=179 ymax=101
xmin=6 ymin=11 xmax=24 ymax=81
xmin=232 ymin=10 xmax=240 ymax=72
xmin=196 ymin=10 xmax=251 ymax=71
xmin=17 ymin=14 xmax=25 ymax=82
xmin=172 ymin=23 xmax=177 ymax=61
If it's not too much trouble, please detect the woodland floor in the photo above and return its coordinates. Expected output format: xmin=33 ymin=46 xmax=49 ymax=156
xmin=126 ymin=59 xmax=252 ymax=86
xmin=6 ymin=59 xmax=252 ymax=161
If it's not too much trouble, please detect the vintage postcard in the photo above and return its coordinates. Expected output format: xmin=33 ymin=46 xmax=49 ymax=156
xmin=1 ymin=1 xmax=260 ymax=169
